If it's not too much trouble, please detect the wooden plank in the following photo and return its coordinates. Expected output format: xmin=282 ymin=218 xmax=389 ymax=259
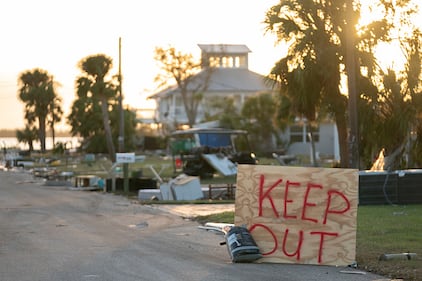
xmin=234 ymin=165 xmax=358 ymax=266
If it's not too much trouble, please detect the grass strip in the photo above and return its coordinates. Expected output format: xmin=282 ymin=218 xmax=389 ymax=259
xmin=195 ymin=204 xmax=422 ymax=281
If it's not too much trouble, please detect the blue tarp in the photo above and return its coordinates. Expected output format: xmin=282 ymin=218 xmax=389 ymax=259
xmin=198 ymin=133 xmax=231 ymax=147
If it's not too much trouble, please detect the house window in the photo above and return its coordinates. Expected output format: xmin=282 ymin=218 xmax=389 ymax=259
xmin=289 ymin=124 xmax=320 ymax=143
xmin=234 ymin=56 xmax=240 ymax=67
xmin=174 ymin=107 xmax=182 ymax=115
xmin=175 ymin=97 xmax=183 ymax=107
xmin=238 ymin=55 xmax=247 ymax=67
xmin=207 ymin=55 xmax=247 ymax=68
xmin=209 ymin=56 xmax=220 ymax=67
xmin=222 ymin=56 xmax=234 ymax=68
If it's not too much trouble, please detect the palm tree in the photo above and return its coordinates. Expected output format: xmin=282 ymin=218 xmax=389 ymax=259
xmin=77 ymin=54 xmax=117 ymax=162
xmin=264 ymin=0 xmax=414 ymax=168
xmin=18 ymin=69 xmax=61 ymax=153
xmin=241 ymin=93 xmax=279 ymax=153
xmin=16 ymin=125 xmax=38 ymax=152
xmin=48 ymin=95 xmax=63 ymax=148
xmin=405 ymin=29 xmax=422 ymax=168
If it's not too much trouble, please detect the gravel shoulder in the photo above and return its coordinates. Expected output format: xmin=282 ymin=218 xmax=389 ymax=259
xmin=0 ymin=169 xmax=391 ymax=281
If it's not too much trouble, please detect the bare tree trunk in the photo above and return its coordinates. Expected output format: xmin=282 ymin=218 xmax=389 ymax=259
xmin=307 ymin=124 xmax=318 ymax=167
xmin=100 ymin=98 xmax=116 ymax=162
xmin=384 ymin=144 xmax=405 ymax=171
xmin=51 ymin=123 xmax=56 ymax=149
xmin=181 ymin=87 xmax=197 ymax=128
xmin=38 ymin=117 xmax=46 ymax=153
xmin=335 ymin=111 xmax=349 ymax=168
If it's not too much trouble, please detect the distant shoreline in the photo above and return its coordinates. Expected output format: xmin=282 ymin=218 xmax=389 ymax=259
xmin=1 ymin=136 xmax=80 ymax=150
xmin=0 ymin=129 xmax=72 ymax=138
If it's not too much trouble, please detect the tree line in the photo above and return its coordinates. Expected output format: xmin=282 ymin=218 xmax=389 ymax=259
xmin=263 ymin=0 xmax=422 ymax=170
xmin=153 ymin=0 xmax=422 ymax=170
xmin=17 ymin=55 xmax=136 ymax=162
xmin=17 ymin=0 xmax=422 ymax=170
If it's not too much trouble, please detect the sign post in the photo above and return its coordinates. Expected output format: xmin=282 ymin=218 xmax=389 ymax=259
xmin=116 ymin=153 xmax=135 ymax=164
xmin=116 ymin=153 xmax=135 ymax=193
xmin=234 ymin=165 xmax=358 ymax=266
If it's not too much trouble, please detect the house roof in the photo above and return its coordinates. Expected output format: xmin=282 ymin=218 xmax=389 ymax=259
xmin=207 ymin=68 xmax=271 ymax=92
xmin=148 ymin=68 xmax=273 ymax=99
xmin=198 ymin=44 xmax=251 ymax=54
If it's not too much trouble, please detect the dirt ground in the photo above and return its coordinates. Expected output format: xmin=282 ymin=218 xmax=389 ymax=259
xmin=0 ymin=169 xmax=391 ymax=281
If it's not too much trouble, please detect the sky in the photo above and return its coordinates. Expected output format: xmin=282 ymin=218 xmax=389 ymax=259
xmin=0 ymin=1 xmax=420 ymax=131
xmin=0 ymin=0 xmax=285 ymax=130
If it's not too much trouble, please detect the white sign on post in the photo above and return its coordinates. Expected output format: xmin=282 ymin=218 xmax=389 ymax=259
xmin=116 ymin=153 xmax=135 ymax=163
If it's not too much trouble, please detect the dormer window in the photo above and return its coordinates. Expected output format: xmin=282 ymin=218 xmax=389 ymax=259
xmin=209 ymin=55 xmax=245 ymax=68
xmin=222 ymin=56 xmax=233 ymax=67
xmin=209 ymin=56 xmax=221 ymax=67
xmin=198 ymin=44 xmax=250 ymax=69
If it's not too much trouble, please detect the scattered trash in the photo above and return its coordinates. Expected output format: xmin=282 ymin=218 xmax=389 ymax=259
xmin=198 ymin=222 xmax=234 ymax=234
xmin=68 ymin=186 xmax=101 ymax=191
xmin=73 ymin=175 xmax=101 ymax=188
xmin=82 ymin=274 xmax=100 ymax=280
xmin=201 ymin=154 xmax=237 ymax=176
xmin=16 ymin=180 xmax=38 ymax=184
xmin=221 ymin=226 xmax=262 ymax=263
xmin=162 ymin=174 xmax=203 ymax=201
xmin=339 ymin=270 xmax=366 ymax=275
xmin=115 ymin=202 xmax=130 ymax=207
xmin=272 ymin=152 xmax=297 ymax=166
xmin=199 ymin=222 xmax=262 ymax=262
xmin=347 ymin=261 xmax=358 ymax=268
xmin=169 ymin=128 xmax=257 ymax=178
xmin=379 ymin=253 xmax=417 ymax=261
xmin=128 ymin=221 xmax=149 ymax=229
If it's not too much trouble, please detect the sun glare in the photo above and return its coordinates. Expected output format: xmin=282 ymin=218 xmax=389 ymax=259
xmin=358 ymin=0 xmax=421 ymax=73
xmin=0 ymin=0 xmax=420 ymax=131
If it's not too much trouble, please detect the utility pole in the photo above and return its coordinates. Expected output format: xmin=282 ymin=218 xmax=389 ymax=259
xmin=118 ymin=37 xmax=124 ymax=153
xmin=346 ymin=0 xmax=359 ymax=169
xmin=118 ymin=37 xmax=129 ymax=193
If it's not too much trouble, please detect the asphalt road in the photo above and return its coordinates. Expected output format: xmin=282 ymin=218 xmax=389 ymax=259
xmin=0 ymin=170 xmax=390 ymax=281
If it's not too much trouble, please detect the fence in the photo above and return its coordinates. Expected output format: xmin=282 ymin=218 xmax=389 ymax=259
xmin=359 ymin=170 xmax=422 ymax=205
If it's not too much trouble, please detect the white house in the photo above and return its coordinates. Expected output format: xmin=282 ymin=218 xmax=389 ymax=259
xmin=148 ymin=44 xmax=274 ymax=128
xmin=147 ymin=44 xmax=339 ymax=161
xmin=279 ymin=119 xmax=340 ymax=163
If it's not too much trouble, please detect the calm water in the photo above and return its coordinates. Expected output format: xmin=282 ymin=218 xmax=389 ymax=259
xmin=0 ymin=137 xmax=81 ymax=151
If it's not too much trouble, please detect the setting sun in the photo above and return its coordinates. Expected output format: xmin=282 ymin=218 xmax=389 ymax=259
xmin=0 ymin=0 xmax=281 ymax=130
xmin=0 ymin=0 xmax=420 ymax=131
xmin=358 ymin=0 xmax=421 ymax=72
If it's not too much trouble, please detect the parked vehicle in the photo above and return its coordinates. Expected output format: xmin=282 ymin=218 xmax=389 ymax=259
xmin=169 ymin=128 xmax=257 ymax=178
xmin=13 ymin=157 xmax=35 ymax=168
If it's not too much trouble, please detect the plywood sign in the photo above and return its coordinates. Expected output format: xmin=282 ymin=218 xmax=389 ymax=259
xmin=234 ymin=165 xmax=358 ymax=266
